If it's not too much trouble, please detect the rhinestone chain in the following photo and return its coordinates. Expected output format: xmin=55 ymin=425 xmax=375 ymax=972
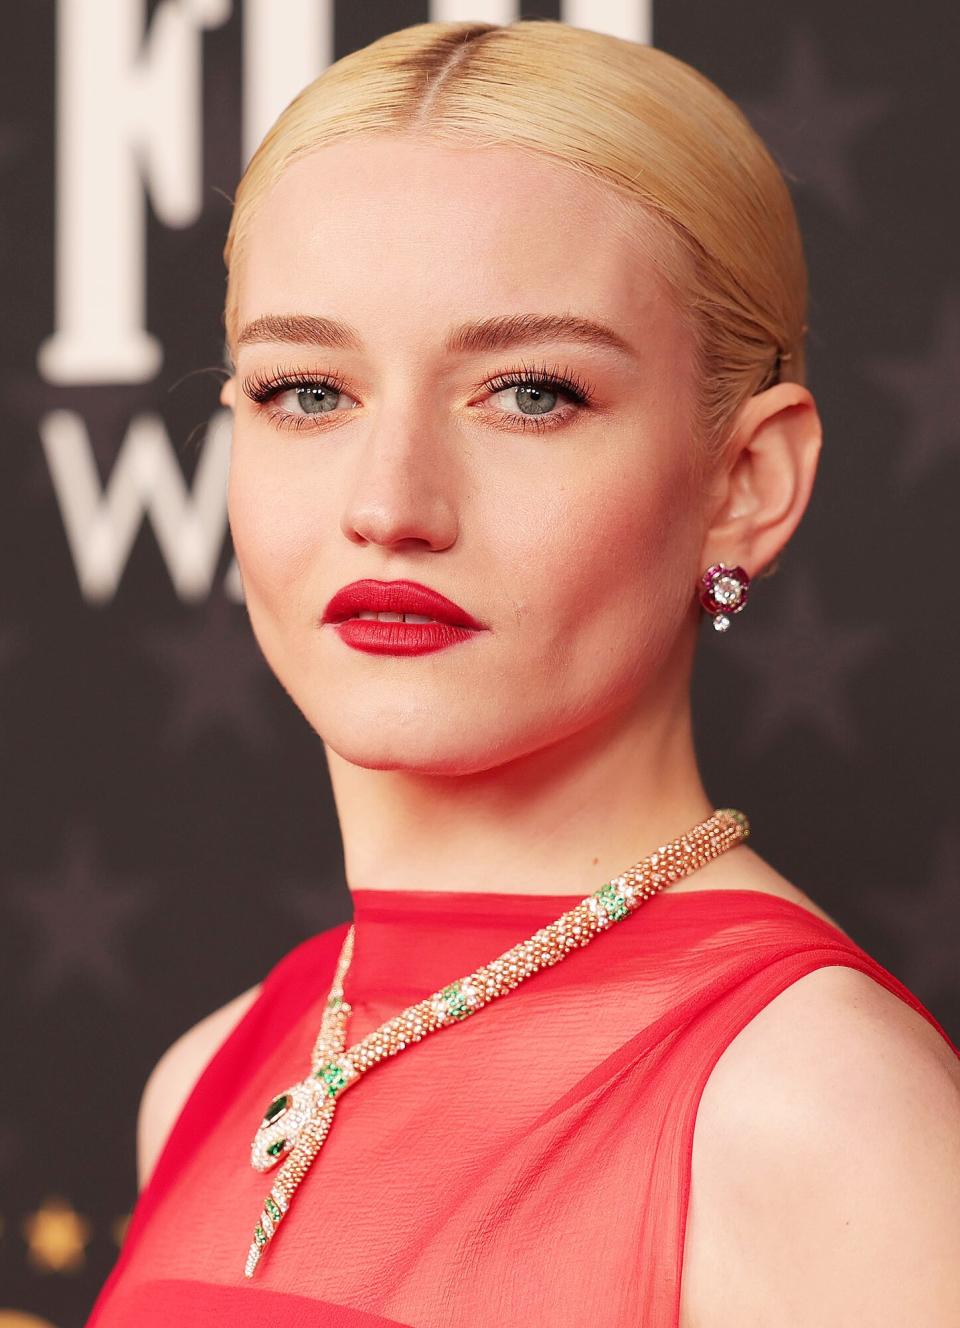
xmin=243 ymin=807 xmax=749 ymax=1276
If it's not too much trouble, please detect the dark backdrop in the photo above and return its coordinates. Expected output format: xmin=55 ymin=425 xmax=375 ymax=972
xmin=2 ymin=2 xmax=957 ymax=1324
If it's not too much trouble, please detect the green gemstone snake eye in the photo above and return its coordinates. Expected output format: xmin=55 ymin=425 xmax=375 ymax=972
xmin=262 ymin=1093 xmax=292 ymax=1127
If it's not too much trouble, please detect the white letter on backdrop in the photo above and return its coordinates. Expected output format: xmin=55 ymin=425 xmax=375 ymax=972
xmin=38 ymin=0 xmax=230 ymax=385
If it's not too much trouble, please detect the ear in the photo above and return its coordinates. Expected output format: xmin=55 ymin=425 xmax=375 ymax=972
xmin=220 ymin=375 xmax=237 ymax=409
xmin=699 ymin=382 xmax=822 ymax=578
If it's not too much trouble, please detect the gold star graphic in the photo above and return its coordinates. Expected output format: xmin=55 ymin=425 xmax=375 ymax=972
xmin=21 ymin=1196 xmax=92 ymax=1273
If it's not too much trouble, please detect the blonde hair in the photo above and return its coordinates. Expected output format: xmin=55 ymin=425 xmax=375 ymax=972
xmin=222 ymin=19 xmax=808 ymax=467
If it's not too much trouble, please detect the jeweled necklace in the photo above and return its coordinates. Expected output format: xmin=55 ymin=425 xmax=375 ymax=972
xmin=243 ymin=807 xmax=750 ymax=1277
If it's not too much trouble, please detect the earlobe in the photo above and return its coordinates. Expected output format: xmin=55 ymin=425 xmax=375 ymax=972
xmin=699 ymin=383 xmax=822 ymax=581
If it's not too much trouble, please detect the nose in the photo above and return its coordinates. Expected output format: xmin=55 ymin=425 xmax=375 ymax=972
xmin=340 ymin=410 xmax=461 ymax=553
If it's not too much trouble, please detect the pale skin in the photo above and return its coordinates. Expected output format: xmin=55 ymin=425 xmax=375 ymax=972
xmin=138 ymin=135 xmax=960 ymax=1322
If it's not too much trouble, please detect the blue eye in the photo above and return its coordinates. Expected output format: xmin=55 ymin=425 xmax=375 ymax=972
xmin=482 ymin=363 xmax=593 ymax=432
xmin=240 ymin=360 xmax=595 ymax=435
xmin=288 ymin=384 xmax=348 ymax=415
xmin=242 ymin=367 xmax=358 ymax=432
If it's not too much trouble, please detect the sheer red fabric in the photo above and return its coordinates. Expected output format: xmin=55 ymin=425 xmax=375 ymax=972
xmin=86 ymin=886 xmax=959 ymax=1327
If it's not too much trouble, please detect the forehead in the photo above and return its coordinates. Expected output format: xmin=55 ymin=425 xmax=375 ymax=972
xmin=236 ymin=134 xmax=685 ymax=359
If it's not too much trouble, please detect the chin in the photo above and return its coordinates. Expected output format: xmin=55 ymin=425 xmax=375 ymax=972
xmin=314 ymin=706 xmax=535 ymax=778
xmin=319 ymin=728 xmax=495 ymax=776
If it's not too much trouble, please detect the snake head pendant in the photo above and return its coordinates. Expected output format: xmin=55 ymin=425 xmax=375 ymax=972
xmin=250 ymin=1056 xmax=359 ymax=1173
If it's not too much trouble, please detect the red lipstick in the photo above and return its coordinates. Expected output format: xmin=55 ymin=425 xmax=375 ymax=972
xmin=321 ymin=579 xmax=486 ymax=656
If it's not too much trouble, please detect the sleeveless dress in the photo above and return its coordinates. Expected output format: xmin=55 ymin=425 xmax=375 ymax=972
xmin=85 ymin=885 xmax=959 ymax=1327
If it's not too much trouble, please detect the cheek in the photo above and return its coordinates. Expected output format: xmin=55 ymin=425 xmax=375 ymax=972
xmin=511 ymin=456 xmax=699 ymax=646
xmin=227 ymin=442 xmax=325 ymax=609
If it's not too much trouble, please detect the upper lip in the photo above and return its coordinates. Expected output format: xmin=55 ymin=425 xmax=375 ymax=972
xmin=322 ymin=579 xmax=485 ymax=629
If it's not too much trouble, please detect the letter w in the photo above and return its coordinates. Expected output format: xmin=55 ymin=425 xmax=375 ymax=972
xmin=40 ymin=408 xmax=232 ymax=603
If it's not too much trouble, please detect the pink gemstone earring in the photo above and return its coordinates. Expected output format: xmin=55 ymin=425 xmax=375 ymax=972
xmin=698 ymin=562 xmax=750 ymax=632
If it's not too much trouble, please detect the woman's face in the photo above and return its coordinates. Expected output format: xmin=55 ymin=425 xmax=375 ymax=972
xmin=225 ymin=134 xmax=707 ymax=776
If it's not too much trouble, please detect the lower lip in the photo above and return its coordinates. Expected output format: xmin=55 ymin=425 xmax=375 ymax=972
xmin=327 ymin=618 xmax=482 ymax=656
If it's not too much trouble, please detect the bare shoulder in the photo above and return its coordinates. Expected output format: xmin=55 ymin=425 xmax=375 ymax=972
xmin=680 ymin=963 xmax=960 ymax=1326
xmin=136 ymin=982 xmax=262 ymax=1192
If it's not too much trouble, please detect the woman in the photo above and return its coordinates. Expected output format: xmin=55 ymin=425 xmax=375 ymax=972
xmin=86 ymin=18 xmax=960 ymax=1327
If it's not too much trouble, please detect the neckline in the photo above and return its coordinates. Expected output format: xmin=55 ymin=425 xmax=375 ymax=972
xmin=349 ymin=886 xmax=584 ymax=922
xmin=336 ymin=887 xmax=850 ymax=1004
xmin=348 ymin=884 xmax=818 ymax=922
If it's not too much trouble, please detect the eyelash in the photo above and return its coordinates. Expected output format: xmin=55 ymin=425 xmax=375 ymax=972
xmin=240 ymin=360 xmax=595 ymax=435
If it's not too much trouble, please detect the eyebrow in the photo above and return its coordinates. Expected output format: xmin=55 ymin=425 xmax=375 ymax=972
xmin=233 ymin=311 xmax=636 ymax=359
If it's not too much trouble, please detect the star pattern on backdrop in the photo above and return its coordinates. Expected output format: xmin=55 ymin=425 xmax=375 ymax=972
xmin=740 ymin=27 xmax=889 ymax=225
xmin=21 ymin=1197 xmax=93 ymax=1274
xmin=866 ymin=823 xmax=959 ymax=1007
xmin=14 ymin=822 xmax=152 ymax=1001
xmin=140 ymin=593 xmax=276 ymax=754
xmin=721 ymin=569 xmax=888 ymax=760
xmin=862 ymin=292 xmax=960 ymax=486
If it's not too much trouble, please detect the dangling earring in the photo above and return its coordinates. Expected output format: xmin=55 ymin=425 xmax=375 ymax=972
xmin=698 ymin=562 xmax=750 ymax=632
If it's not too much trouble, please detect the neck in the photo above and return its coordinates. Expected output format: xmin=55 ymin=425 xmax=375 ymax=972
xmin=325 ymin=668 xmax=721 ymax=901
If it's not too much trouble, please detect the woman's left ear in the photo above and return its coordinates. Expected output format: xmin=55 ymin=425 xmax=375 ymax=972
xmin=699 ymin=382 xmax=823 ymax=579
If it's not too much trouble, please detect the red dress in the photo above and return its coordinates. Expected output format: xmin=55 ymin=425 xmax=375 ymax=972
xmin=86 ymin=885 xmax=959 ymax=1327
